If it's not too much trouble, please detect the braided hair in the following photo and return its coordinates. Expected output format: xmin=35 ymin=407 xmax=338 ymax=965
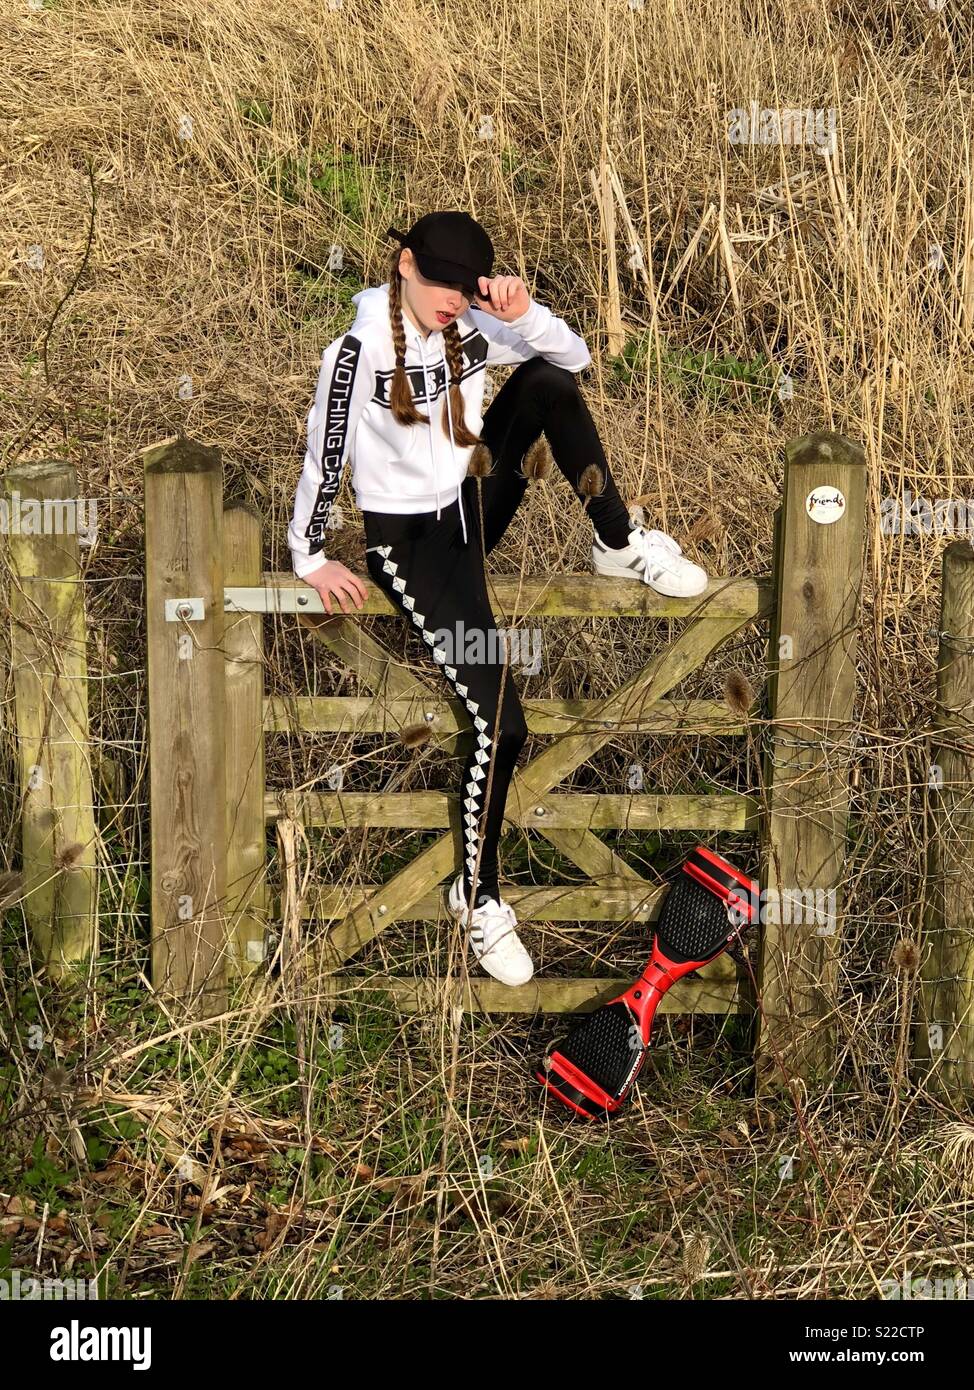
xmin=386 ymin=245 xmax=482 ymax=448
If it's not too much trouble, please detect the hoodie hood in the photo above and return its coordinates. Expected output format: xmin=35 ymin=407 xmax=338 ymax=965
xmin=350 ymin=282 xmax=468 ymax=540
xmin=350 ymin=283 xmax=393 ymax=328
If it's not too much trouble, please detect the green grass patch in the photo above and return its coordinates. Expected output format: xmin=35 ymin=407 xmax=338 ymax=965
xmin=610 ymin=334 xmax=778 ymax=408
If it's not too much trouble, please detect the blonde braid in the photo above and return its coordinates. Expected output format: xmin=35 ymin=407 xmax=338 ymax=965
xmin=441 ymin=323 xmax=481 ymax=447
xmin=386 ymin=246 xmax=482 ymax=447
xmin=387 ymin=246 xmax=426 ymax=428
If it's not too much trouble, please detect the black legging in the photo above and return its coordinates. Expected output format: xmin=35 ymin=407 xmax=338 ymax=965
xmin=363 ymin=357 xmax=632 ymax=907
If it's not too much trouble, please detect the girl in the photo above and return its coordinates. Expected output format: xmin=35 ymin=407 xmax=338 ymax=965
xmin=288 ymin=211 xmax=708 ymax=988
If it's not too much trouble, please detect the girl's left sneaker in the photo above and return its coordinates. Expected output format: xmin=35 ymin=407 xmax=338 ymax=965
xmin=592 ymin=526 xmax=708 ymax=597
xmin=447 ymin=875 xmax=534 ymax=987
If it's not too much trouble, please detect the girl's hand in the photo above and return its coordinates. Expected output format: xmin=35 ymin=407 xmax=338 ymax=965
xmin=301 ymin=558 xmax=367 ymax=615
xmin=471 ymin=274 xmax=531 ymax=322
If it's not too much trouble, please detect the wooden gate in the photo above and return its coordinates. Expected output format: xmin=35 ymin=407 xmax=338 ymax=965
xmin=141 ymin=431 xmax=867 ymax=1082
xmin=268 ymin=568 xmax=769 ymax=1016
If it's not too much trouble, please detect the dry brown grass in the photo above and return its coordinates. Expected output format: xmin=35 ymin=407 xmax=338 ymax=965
xmin=2 ymin=0 xmax=974 ymax=1300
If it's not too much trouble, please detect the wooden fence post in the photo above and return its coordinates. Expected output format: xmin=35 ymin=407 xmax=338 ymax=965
xmin=914 ymin=541 xmax=974 ymax=1095
xmin=756 ymin=431 xmax=867 ymax=1090
xmin=143 ymin=436 xmax=227 ymax=1016
xmin=2 ymin=460 xmax=98 ymax=979
xmin=223 ymin=502 xmax=267 ymax=979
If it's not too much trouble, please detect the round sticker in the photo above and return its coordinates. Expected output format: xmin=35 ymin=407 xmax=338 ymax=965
xmin=806 ymin=486 xmax=846 ymax=524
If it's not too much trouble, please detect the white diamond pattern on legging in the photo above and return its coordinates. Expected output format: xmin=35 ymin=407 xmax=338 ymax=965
xmin=374 ymin=545 xmax=493 ymax=894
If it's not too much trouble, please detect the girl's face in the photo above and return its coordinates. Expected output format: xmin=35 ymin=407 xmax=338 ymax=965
xmin=398 ymin=249 xmax=478 ymax=337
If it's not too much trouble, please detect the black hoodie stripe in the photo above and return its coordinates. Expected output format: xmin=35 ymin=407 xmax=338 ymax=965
xmin=305 ymin=334 xmax=363 ymax=554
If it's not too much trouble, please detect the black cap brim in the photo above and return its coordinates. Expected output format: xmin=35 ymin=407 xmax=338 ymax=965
xmin=413 ymin=250 xmax=480 ymax=299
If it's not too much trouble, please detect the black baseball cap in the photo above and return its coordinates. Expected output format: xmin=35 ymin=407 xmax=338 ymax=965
xmin=387 ymin=211 xmax=494 ymax=299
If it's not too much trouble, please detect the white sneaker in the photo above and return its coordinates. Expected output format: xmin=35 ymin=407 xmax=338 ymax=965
xmin=592 ymin=526 xmax=708 ymax=597
xmin=447 ymin=875 xmax=534 ymax=987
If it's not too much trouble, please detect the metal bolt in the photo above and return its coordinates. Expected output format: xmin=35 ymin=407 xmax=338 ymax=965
xmin=176 ymin=601 xmax=194 ymax=620
xmin=297 ymin=593 xmax=309 ymax=607
xmin=378 ymin=904 xmax=387 ymax=915
xmin=424 ymin=711 xmax=435 ymax=722
xmin=535 ymin=805 xmax=546 ymax=816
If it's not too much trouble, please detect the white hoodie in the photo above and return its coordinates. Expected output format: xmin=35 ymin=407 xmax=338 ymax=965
xmin=287 ymin=282 xmax=592 ymax=577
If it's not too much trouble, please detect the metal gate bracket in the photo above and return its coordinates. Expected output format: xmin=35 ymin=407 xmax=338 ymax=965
xmin=164 ymin=597 xmax=205 ymax=622
xmin=224 ymin=586 xmax=322 ymax=614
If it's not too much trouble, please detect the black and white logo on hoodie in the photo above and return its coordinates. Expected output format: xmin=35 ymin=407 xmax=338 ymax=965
xmin=372 ymin=328 xmax=488 ymax=408
xmin=305 ymin=335 xmax=362 ymax=554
